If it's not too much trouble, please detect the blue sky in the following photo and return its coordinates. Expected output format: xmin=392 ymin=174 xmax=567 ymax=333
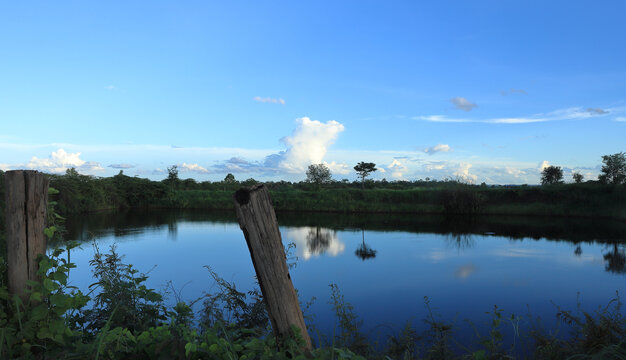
xmin=1 ymin=1 xmax=625 ymax=184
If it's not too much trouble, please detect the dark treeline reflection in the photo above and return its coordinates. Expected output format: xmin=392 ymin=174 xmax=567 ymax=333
xmin=604 ymin=244 xmax=626 ymax=274
xmin=64 ymin=209 xmax=626 ymax=245
xmin=63 ymin=210 xmax=626 ymax=273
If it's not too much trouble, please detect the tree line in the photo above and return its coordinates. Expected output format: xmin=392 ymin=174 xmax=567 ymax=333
xmin=541 ymin=152 xmax=626 ymax=185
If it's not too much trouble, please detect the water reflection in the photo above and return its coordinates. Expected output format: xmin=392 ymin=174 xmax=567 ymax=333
xmin=355 ymin=230 xmax=377 ymax=261
xmin=445 ymin=233 xmax=475 ymax=250
xmin=454 ymin=263 xmax=477 ymax=279
xmin=574 ymin=245 xmax=582 ymax=256
xmin=603 ymin=244 xmax=626 ymax=274
xmin=61 ymin=209 xmax=626 ymax=277
xmin=284 ymin=226 xmax=345 ymax=260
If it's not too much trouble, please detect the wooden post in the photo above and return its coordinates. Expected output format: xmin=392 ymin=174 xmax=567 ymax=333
xmin=5 ymin=170 xmax=49 ymax=299
xmin=233 ymin=184 xmax=312 ymax=352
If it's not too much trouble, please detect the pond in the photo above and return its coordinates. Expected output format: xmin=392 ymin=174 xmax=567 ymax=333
xmin=61 ymin=210 xmax=626 ymax=347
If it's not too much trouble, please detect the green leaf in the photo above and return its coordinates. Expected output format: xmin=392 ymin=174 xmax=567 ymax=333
xmin=52 ymin=271 xmax=68 ymax=285
xmin=44 ymin=226 xmax=56 ymax=239
xmin=29 ymin=291 xmax=42 ymax=303
xmin=185 ymin=342 xmax=197 ymax=357
xmin=50 ymin=293 xmax=67 ymax=308
xmin=37 ymin=327 xmax=52 ymax=340
xmin=43 ymin=278 xmax=56 ymax=292
xmin=472 ymin=350 xmax=487 ymax=360
xmin=30 ymin=304 xmax=48 ymax=321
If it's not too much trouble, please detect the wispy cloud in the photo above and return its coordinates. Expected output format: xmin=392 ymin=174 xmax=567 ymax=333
xmin=253 ymin=96 xmax=285 ymax=105
xmin=104 ymin=85 xmax=116 ymax=90
xmin=500 ymin=88 xmax=527 ymax=96
xmin=179 ymin=163 xmax=210 ymax=174
xmin=450 ymin=97 xmax=477 ymax=112
xmin=424 ymin=144 xmax=452 ymax=155
xmin=586 ymin=107 xmax=609 ymax=115
xmin=414 ymin=106 xmax=618 ymax=124
xmin=108 ymin=163 xmax=135 ymax=169
xmin=616 ymin=117 xmax=626 ymax=122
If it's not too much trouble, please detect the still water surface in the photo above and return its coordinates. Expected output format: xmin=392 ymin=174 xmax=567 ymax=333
xmin=62 ymin=210 xmax=626 ymax=344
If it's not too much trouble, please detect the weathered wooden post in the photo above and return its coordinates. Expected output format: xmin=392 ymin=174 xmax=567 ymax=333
xmin=233 ymin=184 xmax=312 ymax=352
xmin=4 ymin=170 xmax=49 ymax=299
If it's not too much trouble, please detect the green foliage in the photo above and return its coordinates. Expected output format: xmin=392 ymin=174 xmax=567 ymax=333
xmin=440 ymin=185 xmax=484 ymax=215
xmin=328 ymin=284 xmax=369 ymax=354
xmin=0 ymin=245 xmax=89 ymax=359
xmin=599 ymin=152 xmax=626 ymax=185
xmin=224 ymin=173 xmax=236 ymax=184
xmin=531 ymin=293 xmax=626 ymax=359
xmin=422 ymin=296 xmax=455 ymax=360
xmin=541 ymin=165 xmax=564 ymax=185
xmin=1 ymin=168 xmax=623 ymax=221
xmin=200 ymin=266 xmax=268 ymax=334
xmin=354 ymin=162 xmax=377 ymax=187
xmin=307 ymin=163 xmax=332 ymax=185
xmin=1 ymin=238 xmax=625 ymax=359
xmin=82 ymin=244 xmax=166 ymax=334
xmin=573 ymin=172 xmax=584 ymax=184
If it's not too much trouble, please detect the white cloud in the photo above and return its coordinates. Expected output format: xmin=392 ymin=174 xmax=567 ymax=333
xmin=451 ymin=97 xmax=477 ymax=112
xmin=253 ymin=96 xmax=285 ymax=105
xmin=414 ymin=106 xmax=619 ymax=124
xmin=104 ymin=85 xmax=116 ymax=90
xmin=539 ymin=160 xmax=550 ymax=171
xmin=325 ymin=161 xmax=350 ymax=175
xmin=616 ymin=117 xmax=626 ymax=122
xmin=179 ymin=163 xmax=210 ymax=174
xmin=387 ymin=159 xmax=408 ymax=179
xmin=275 ymin=117 xmax=345 ymax=173
xmin=453 ymin=162 xmax=477 ymax=183
xmin=424 ymin=144 xmax=452 ymax=155
xmin=26 ymin=149 xmax=103 ymax=174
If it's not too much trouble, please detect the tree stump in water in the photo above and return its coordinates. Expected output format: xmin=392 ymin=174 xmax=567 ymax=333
xmin=4 ymin=170 xmax=49 ymax=299
xmin=233 ymin=184 xmax=312 ymax=352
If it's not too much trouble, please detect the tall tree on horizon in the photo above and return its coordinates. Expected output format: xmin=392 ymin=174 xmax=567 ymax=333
xmin=354 ymin=162 xmax=377 ymax=189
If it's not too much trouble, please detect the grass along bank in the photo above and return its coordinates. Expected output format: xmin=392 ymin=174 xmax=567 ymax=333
xmin=1 ymin=169 xmax=623 ymax=220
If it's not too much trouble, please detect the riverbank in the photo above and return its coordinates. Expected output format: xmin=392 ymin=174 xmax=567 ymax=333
xmin=1 ymin=170 xmax=625 ymax=224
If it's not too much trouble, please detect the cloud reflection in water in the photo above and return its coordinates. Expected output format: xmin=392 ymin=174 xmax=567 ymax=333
xmin=283 ymin=227 xmax=345 ymax=260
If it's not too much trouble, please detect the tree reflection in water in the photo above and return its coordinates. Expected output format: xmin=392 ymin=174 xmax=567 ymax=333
xmin=355 ymin=229 xmax=377 ymax=261
xmin=603 ymin=244 xmax=626 ymax=274
xmin=574 ymin=245 xmax=582 ymax=256
xmin=445 ymin=233 xmax=475 ymax=250
xmin=306 ymin=226 xmax=332 ymax=255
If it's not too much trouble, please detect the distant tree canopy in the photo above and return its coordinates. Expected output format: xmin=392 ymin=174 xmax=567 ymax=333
xmin=167 ymin=165 xmax=179 ymax=182
xmin=306 ymin=163 xmax=332 ymax=185
xmin=224 ymin=173 xmax=236 ymax=183
xmin=541 ymin=165 xmax=564 ymax=185
xmin=599 ymin=152 xmax=626 ymax=185
xmin=572 ymin=172 xmax=584 ymax=184
xmin=354 ymin=162 xmax=377 ymax=188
